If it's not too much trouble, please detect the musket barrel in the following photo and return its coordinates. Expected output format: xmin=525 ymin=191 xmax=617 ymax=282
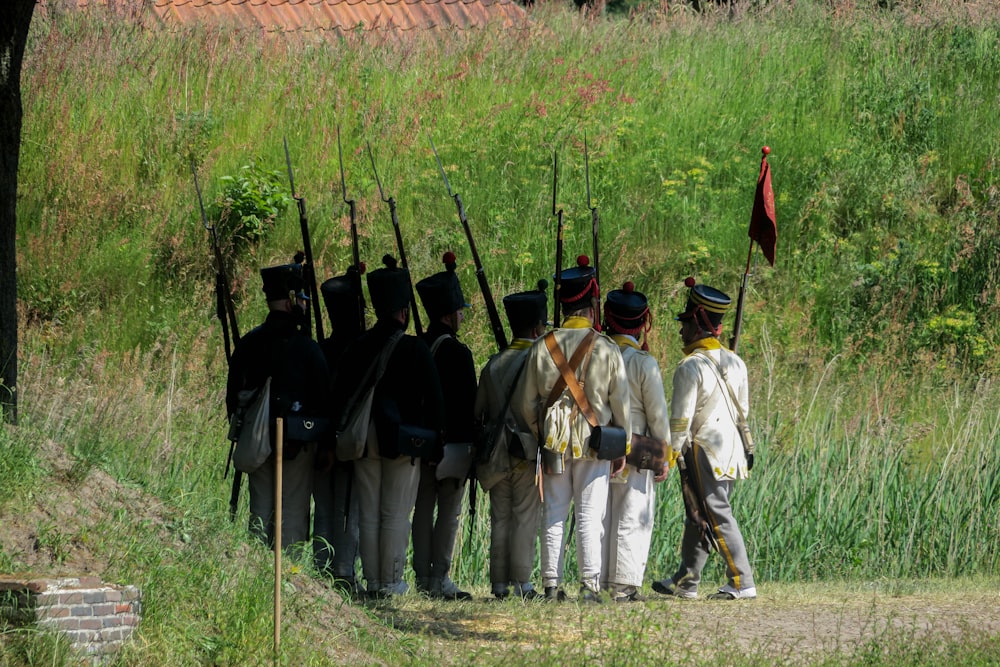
xmin=585 ymin=136 xmax=600 ymax=304
xmin=456 ymin=195 xmax=507 ymax=350
xmin=338 ymin=128 xmax=366 ymax=332
xmin=192 ymin=161 xmax=241 ymax=354
xmin=552 ymin=152 xmax=563 ymax=326
xmin=430 ymin=135 xmax=508 ymax=351
xmin=388 ymin=197 xmax=422 ymax=335
xmin=191 ymin=159 xmax=243 ymax=523
xmin=283 ymin=137 xmax=325 ymax=340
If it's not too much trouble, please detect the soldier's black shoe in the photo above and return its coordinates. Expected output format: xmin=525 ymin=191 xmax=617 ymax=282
xmin=520 ymin=589 xmax=541 ymax=601
xmin=544 ymin=586 xmax=567 ymax=602
xmin=579 ymin=588 xmax=604 ymax=604
xmin=613 ymin=587 xmax=647 ymax=603
xmin=436 ymin=577 xmax=472 ymax=601
xmin=652 ymin=578 xmax=697 ymax=599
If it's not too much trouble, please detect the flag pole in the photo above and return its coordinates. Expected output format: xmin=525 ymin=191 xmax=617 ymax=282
xmin=730 ymin=146 xmax=775 ymax=354
xmin=729 ymin=241 xmax=755 ymax=354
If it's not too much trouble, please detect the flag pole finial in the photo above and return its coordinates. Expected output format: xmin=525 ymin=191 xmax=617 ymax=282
xmin=762 ymin=146 xmax=770 ymax=156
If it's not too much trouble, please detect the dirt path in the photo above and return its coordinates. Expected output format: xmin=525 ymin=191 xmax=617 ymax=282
xmin=370 ymin=586 xmax=1000 ymax=665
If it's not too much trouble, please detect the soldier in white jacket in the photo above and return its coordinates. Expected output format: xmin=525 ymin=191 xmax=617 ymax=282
xmin=653 ymin=279 xmax=757 ymax=601
xmin=473 ymin=282 xmax=548 ymax=600
xmin=513 ymin=257 xmax=631 ymax=603
xmin=600 ymin=281 xmax=671 ymax=603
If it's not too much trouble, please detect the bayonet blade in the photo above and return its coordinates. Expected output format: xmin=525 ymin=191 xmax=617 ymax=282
xmin=283 ymin=136 xmax=298 ymax=199
xmin=429 ymin=134 xmax=454 ymax=197
xmin=367 ymin=141 xmax=389 ymax=203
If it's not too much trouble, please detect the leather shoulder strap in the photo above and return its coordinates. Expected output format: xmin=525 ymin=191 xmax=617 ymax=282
xmin=543 ymin=330 xmax=599 ymax=427
xmin=340 ymin=330 xmax=403 ymax=426
xmin=692 ymin=349 xmax=747 ymax=423
xmin=542 ymin=331 xmax=594 ymax=407
xmin=429 ymin=334 xmax=450 ymax=357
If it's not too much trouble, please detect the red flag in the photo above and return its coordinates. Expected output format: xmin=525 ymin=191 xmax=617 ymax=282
xmin=748 ymin=147 xmax=776 ymax=266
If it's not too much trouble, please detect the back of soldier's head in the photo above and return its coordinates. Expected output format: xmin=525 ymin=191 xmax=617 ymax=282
xmin=503 ymin=279 xmax=548 ymax=339
xmin=416 ymin=252 xmax=469 ymax=323
xmin=321 ymin=266 xmax=365 ymax=336
xmin=366 ymin=255 xmax=411 ymax=321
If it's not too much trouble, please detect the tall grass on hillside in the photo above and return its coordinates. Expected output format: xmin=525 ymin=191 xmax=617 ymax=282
xmin=15 ymin=1 xmax=1000 ymax=377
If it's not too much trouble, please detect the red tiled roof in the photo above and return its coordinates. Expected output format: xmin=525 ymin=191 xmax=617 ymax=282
xmin=150 ymin=0 xmax=528 ymax=34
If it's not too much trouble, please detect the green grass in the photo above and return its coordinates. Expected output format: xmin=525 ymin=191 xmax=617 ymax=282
xmin=4 ymin=0 xmax=1000 ymax=664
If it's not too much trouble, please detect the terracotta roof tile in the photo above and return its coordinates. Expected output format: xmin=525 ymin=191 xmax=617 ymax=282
xmin=149 ymin=0 xmax=528 ymax=33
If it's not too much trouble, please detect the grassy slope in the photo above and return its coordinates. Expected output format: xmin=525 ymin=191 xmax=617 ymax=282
xmin=3 ymin=1 xmax=1000 ymax=664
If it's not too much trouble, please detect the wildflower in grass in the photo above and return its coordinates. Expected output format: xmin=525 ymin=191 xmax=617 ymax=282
xmin=687 ymin=167 xmax=707 ymax=185
xmin=686 ymin=243 xmax=710 ymax=265
xmin=926 ymin=306 xmax=986 ymax=358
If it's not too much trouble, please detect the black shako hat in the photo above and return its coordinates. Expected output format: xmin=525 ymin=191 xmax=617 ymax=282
xmin=604 ymin=281 xmax=650 ymax=332
xmin=677 ymin=277 xmax=731 ymax=335
xmin=366 ymin=255 xmax=411 ymax=318
xmin=321 ymin=263 xmax=366 ymax=332
xmin=260 ymin=263 xmax=307 ymax=301
xmin=416 ymin=252 xmax=469 ymax=321
xmin=557 ymin=255 xmax=599 ymax=313
xmin=503 ymin=280 xmax=548 ymax=333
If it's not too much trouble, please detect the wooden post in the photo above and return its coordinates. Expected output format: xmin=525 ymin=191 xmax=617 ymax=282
xmin=273 ymin=418 xmax=283 ymax=662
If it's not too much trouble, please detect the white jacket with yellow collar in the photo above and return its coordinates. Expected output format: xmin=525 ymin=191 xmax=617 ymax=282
xmin=669 ymin=338 xmax=750 ymax=481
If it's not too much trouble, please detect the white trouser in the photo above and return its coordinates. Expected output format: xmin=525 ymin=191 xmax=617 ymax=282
xmin=540 ymin=456 xmax=609 ymax=592
xmin=601 ymin=467 xmax=655 ymax=589
xmin=412 ymin=459 xmax=466 ymax=583
xmin=354 ymin=454 xmax=420 ymax=592
xmin=248 ymin=443 xmax=316 ymax=553
xmin=489 ymin=460 xmax=541 ymax=592
xmin=312 ymin=462 xmax=359 ymax=578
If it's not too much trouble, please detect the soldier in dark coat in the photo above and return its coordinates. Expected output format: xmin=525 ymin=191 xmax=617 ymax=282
xmin=330 ymin=255 xmax=446 ymax=598
xmin=412 ymin=252 xmax=478 ymax=600
xmin=312 ymin=267 xmax=365 ymax=590
xmin=226 ymin=263 xmax=331 ymax=553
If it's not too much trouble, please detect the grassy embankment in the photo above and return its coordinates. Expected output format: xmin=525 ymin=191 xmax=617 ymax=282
xmin=2 ymin=1 xmax=999 ymax=664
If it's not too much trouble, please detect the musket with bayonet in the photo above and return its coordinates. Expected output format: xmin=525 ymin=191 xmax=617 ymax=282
xmin=584 ymin=136 xmax=600 ymax=311
xmin=191 ymin=160 xmax=244 ymax=523
xmin=283 ymin=137 xmax=325 ymax=341
xmin=193 ymin=160 xmax=241 ymax=360
xmin=428 ymin=134 xmax=507 ymax=351
xmin=337 ymin=128 xmax=367 ymax=333
xmin=367 ymin=142 xmax=422 ymax=336
xmin=552 ymin=152 xmax=564 ymax=327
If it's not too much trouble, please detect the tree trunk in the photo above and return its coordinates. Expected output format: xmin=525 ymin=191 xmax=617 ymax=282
xmin=0 ymin=0 xmax=37 ymax=425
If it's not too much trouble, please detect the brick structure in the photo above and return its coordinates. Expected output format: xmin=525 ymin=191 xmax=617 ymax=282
xmin=0 ymin=576 xmax=141 ymax=662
